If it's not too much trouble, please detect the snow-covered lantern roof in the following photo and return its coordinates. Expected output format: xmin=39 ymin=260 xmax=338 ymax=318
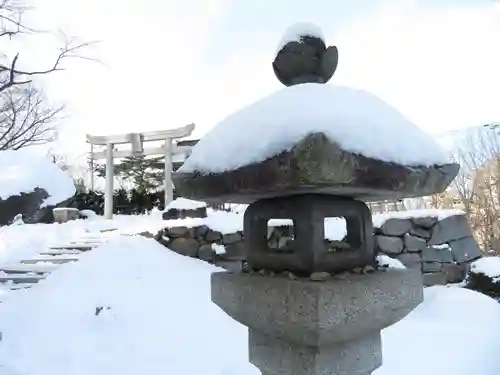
xmin=174 ymin=23 xmax=459 ymax=205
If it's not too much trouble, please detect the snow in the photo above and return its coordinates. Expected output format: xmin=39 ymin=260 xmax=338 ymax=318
xmin=376 ymin=254 xmax=406 ymax=269
xmin=0 ymin=148 xmax=75 ymax=206
xmin=268 ymin=217 xmax=346 ymax=241
xmin=0 ymin=230 xmax=498 ymax=375
xmin=275 ymin=22 xmax=325 ymax=53
xmin=0 ymin=211 xmax=498 ymax=374
xmin=165 ymin=197 xmax=207 ymax=210
xmin=212 ymin=243 xmax=226 ymax=255
xmin=372 ymin=208 xmax=465 ymax=228
xmin=179 ymin=83 xmax=448 ymax=174
xmin=470 ymin=256 xmax=500 ymax=279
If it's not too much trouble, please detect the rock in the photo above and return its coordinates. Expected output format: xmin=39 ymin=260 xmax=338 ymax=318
xmin=162 ymin=207 xmax=207 ymax=220
xmin=442 ymin=263 xmax=467 ymax=284
xmin=166 ymin=226 xmax=190 ymax=238
xmin=404 ymin=234 xmax=427 ymax=252
xmin=173 ymin=132 xmax=460 ymax=204
xmin=222 ymin=241 xmax=247 ymax=260
xmin=380 ymin=219 xmax=412 ymax=236
xmin=137 ymin=231 xmax=155 ymax=238
xmin=396 ymin=253 xmax=422 ymax=270
xmin=422 ymin=247 xmax=453 ymax=263
xmin=222 ymin=232 xmax=243 ymax=245
xmin=448 ymin=237 xmax=482 ymax=263
xmin=422 ymin=262 xmax=442 ymax=273
xmin=198 ymin=244 xmax=215 ymax=261
xmin=0 ymin=187 xmax=49 ymax=226
xmin=375 ymin=235 xmax=404 ymax=255
xmin=428 ymin=214 xmax=472 ymax=245
xmin=409 ymin=226 xmax=431 ymax=239
xmin=206 ymin=229 xmax=222 ymax=242
xmin=310 ymin=272 xmax=331 ymax=281
xmin=423 ymin=272 xmax=447 ymax=286
xmin=411 ymin=216 xmax=438 ymax=229
xmin=168 ymin=238 xmax=199 ymax=257
xmin=273 ymin=34 xmax=338 ymax=86
xmin=52 ymin=208 xmax=79 ymax=223
xmin=195 ymin=225 xmax=210 ymax=239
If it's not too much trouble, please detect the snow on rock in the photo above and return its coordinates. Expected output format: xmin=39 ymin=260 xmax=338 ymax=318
xmin=0 ymin=235 xmax=499 ymax=375
xmin=165 ymin=197 xmax=207 ymax=210
xmin=470 ymin=257 xmax=500 ymax=278
xmin=376 ymin=254 xmax=406 ymax=269
xmin=179 ymin=83 xmax=447 ymax=174
xmin=372 ymin=208 xmax=465 ymax=228
xmin=0 ymin=148 xmax=75 ymax=206
xmin=275 ymin=22 xmax=325 ymax=53
xmin=212 ymin=243 xmax=226 ymax=255
xmin=163 ymin=210 xmax=244 ymax=234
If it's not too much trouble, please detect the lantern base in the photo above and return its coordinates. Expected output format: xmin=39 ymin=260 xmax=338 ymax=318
xmin=211 ymin=269 xmax=423 ymax=375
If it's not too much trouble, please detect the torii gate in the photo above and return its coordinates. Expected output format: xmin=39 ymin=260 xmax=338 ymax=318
xmin=86 ymin=123 xmax=195 ymax=219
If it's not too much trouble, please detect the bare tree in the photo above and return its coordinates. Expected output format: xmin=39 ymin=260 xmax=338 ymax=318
xmin=442 ymin=125 xmax=500 ymax=252
xmin=0 ymin=0 xmax=95 ymax=150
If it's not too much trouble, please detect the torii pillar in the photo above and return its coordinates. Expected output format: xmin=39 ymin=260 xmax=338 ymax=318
xmin=87 ymin=123 xmax=195 ymax=219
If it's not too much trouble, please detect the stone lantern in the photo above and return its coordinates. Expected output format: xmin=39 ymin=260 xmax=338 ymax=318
xmin=173 ymin=23 xmax=459 ymax=375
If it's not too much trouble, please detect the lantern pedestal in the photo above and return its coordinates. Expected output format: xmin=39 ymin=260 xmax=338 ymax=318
xmin=212 ymin=269 xmax=423 ymax=375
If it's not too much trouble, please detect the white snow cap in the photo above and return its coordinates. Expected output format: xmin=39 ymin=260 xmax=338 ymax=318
xmin=0 ymin=148 xmax=75 ymax=206
xmin=276 ymin=22 xmax=325 ymax=53
xmin=180 ymin=83 xmax=448 ymax=174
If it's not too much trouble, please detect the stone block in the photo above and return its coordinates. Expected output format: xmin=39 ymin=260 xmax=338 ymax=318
xmin=198 ymin=244 xmax=215 ymax=261
xmin=422 ymin=262 xmax=442 ymax=273
xmin=380 ymin=219 xmax=412 ymax=236
xmin=222 ymin=232 xmax=243 ymax=245
xmin=168 ymin=238 xmax=199 ymax=257
xmin=442 ymin=263 xmax=467 ymax=284
xmin=423 ymin=272 xmax=447 ymax=286
xmin=375 ymin=235 xmax=403 ymax=255
xmin=411 ymin=216 xmax=438 ymax=229
xmin=404 ymin=233 xmax=427 ymax=252
xmin=422 ymin=246 xmax=453 ymax=263
xmin=409 ymin=226 xmax=431 ymax=239
xmin=206 ymin=229 xmax=222 ymax=242
xmin=396 ymin=253 xmax=422 ymax=269
xmin=428 ymin=214 xmax=472 ymax=245
xmin=449 ymin=237 xmax=482 ymax=263
xmin=52 ymin=208 xmax=79 ymax=223
xmin=166 ymin=226 xmax=190 ymax=238
xmin=162 ymin=206 xmax=207 ymax=220
xmin=221 ymin=241 xmax=247 ymax=260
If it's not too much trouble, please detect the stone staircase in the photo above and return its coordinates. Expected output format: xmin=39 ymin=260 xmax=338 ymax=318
xmin=0 ymin=233 xmax=113 ymax=300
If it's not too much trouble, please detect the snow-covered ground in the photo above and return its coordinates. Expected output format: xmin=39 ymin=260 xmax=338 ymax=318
xmin=0 ymin=212 xmax=498 ymax=375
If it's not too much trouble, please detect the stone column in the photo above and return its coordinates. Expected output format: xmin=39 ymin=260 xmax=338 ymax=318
xmin=212 ymin=269 xmax=423 ymax=375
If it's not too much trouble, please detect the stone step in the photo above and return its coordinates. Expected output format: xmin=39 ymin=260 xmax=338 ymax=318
xmin=0 ymin=274 xmax=46 ymax=283
xmin=49 ymin=244 xmax=95 ymax=251
xmin=21 ymin=257 xmax=79 ymax=265
xmin=6 ymin=283 xmax=34 ymax=290
xmin=0 ymin=266 xmax=50 ymax=274
xmin=39 ymin=249 xmax=83 ymax=256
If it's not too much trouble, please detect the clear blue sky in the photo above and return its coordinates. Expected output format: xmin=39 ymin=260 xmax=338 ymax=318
xmin=20 ymin=0 xmax=500 ymax=159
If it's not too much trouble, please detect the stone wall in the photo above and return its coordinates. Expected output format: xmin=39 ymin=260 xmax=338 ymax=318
xmin=156 ymin=212 xmax=483 ymax=286
xmin=374 ymin=214 xmax=482 ymax=286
